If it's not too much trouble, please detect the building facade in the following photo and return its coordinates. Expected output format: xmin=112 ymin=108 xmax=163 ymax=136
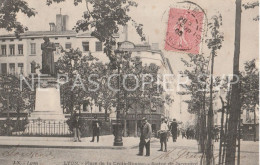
xmin=0 ymin=14 xmax=117 ymax=76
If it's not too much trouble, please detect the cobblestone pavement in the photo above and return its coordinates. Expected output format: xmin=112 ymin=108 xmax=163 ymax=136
xmin=0 ymin=137 xmax=258 ymax=165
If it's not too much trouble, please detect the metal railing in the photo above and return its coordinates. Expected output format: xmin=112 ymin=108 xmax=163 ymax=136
xmin=11 ymin=119 xmax=71 ymax=136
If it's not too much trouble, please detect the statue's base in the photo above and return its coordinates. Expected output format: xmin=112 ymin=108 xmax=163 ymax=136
xmin=24 ymin=76 xmax=70 ymax=136
xmin=29 ymin=111 xmax=66 ymax=120
xmin=24 ymin=119 xmax=70 ymax=136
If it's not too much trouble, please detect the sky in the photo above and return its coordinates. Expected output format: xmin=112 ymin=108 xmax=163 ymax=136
xmin=0 ymin=0 xmax=259 ymax=120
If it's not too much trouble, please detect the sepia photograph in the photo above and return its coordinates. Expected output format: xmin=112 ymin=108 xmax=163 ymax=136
xmin=0 ymin=0 xmax=259 ymax=165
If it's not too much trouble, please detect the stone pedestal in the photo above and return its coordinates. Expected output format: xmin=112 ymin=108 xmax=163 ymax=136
xmin=25 ymin=76 xmax=69 ymax=135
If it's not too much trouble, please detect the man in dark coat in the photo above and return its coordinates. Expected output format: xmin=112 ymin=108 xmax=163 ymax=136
xmin=90 ymin=116 xmax=101 ymax=142
xmin=72 ymin=114 xmax=81 ymax=142
xmin=137 ymin=117 xmax=152 ymax=156
xmin=170 ymin=119 xmax=178 ymax=142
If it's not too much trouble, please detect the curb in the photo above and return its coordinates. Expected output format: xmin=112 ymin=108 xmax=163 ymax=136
xmin=0 ymin=144 xmax=126 ymax=150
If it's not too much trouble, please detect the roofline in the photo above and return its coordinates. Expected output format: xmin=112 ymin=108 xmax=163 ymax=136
xmin=0 ymin=31 xmax=119 ymax=39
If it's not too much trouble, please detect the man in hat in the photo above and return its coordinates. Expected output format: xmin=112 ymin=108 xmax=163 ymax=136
xmin=90 ymin=116 xmax=101 ymax=142
xmin=158 ymin=118 xmax=168 ymax=151
xmin=72 ymin=114 xmax=81 ymax=142
xmin=137 ymin=117 xmax=152 ymax=156
xmin=170 ymin=119 xmax=178 ymax=142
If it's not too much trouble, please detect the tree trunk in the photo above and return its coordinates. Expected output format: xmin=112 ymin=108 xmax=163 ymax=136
xmin=105 ymin=107 xmax=108 ymax=122
xmin=254 ymin=104 xmax=256 ymax=142
xmin=225 ymin=0 xmax=242 ymax=164
xmin=135 ymin=111 xmax=137 ymax=137
xmin=123 ymin=91 xmax=128 ymax=137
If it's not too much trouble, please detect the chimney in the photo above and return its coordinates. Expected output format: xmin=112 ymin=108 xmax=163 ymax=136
xmin=123 ymin=25 xmax=128 ymax=41
xmin=49 ymin=22 xmax=56 ymax=31
xmin=56 ymin=14 xmax=63 ymax=31
xmin=62 ymin=15 xmax=69 ymax=31
xmin=56 ymin=14 xmax=69 ymax=31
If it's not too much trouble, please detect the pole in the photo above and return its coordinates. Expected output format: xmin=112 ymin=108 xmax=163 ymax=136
xmin=114 ymin=51 xmax=123 ymax=146
xmin=218 ymin=97 xmax=225 ymax=164
xmin=62 ymin=86 xmax=65 ymax=114
xmin=225 ymin=0 xmax=242 ymax=164
xmin=7 ymin=91 xmax=10 ymax=136
xmin=254 ymin=105 xmax=256 ymax=142
xmin=206 ymin=51 xmax=215 ymax=165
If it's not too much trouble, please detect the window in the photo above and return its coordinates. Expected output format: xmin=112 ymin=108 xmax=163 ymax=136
xmin=55 ymin=43 xmax=60 ymax=47
xmin=10 ymin=39 xmax=14 ymax=42
xmin=55 ymin=37 xmax=58 ymax=40
xmin=1 ymin=63 xmax=7 ymax=74
xmin=19 ymin=38 xmax=22 ymax=41
xmin=65 ymin=43 xmax=71 ymax=49
xmin=67 ymin=37 xmax=70 ymax=39
xmin=82 ymin=42 xmax=89 ymax=52
xmin=95 ymin=42 xmax=102 ymax=51
xmin=83 ymin=103 xmax=88 ymax=112
xmin=30 ymin=43 xmax=36 ymax=54
xmin=9 ymin=44 xmax=15 ymax=55
xmin=9 ymin=63 xmax=15 ymax=75
xmin=18 ymin=44 xmax=23 ymax=55
xmin=18 ymin=63 xmax=24 ymax=75
xmin=1 ymin=45 xmax=6 ymax=55
xmin=31 ymin=38 xmax=34 ymax=40
xmin=31 ymin=62 xmax=36 ymax=73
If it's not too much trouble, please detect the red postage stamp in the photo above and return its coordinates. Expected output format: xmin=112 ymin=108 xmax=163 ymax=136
xmin=165 ymin=8 xmax=205 ymax=54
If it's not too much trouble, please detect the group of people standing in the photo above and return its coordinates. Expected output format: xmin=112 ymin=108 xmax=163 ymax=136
xmin=71 ymin=114 xmax=101 ymax=142
xmin=137 ymin=117 xmax=178 ymax=156
xmin=158 ymin=118 xmax=178 ymax=152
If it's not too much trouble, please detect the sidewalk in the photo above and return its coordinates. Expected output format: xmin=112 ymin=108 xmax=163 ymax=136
xmin=0 ymin=135 xmax=155 ymax=149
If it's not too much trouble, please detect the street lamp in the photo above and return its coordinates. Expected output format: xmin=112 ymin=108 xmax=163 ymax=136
xmin=113 ymin=49 xmax=123 ymax=146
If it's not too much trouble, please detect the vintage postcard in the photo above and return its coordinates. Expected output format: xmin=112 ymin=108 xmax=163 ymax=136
xmin=0 ymin=0 xmax=258 ymax=165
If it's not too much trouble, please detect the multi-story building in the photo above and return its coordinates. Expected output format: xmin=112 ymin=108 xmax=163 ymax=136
xmin=0 ymin=14 xmax=117 ymax=76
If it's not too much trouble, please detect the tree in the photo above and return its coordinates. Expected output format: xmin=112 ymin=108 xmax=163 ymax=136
xmin=242 ymin=1 xmax=259 ymax=21
xmin=56 ymin=48 xmax=99 ymax=114
xmin=240 ymin=59 xmax=259 ymax=141
xmin=205 ymin=14 xmax=224 ymax=165
xmin=0 ymin=0 xmax=37 ymax=36
xmin=179 ymin=54 xmax=209 ymax=154
xmin=0 ymin=74 xmax=33 ymax=134
xmin=178 ymin=54 xmax=221 ymax=155
xmin=105 ymin=51 xmax=165 ymax=136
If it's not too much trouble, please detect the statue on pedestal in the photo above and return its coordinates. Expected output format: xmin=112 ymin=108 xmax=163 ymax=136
xmin=41 ymin=37 xmax=56 ymax=76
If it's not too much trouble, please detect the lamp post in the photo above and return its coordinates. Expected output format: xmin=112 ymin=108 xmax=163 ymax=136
xmin=113 ymin=49 xmax=123 ymax=146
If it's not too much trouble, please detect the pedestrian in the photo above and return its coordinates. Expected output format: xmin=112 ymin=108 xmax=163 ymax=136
xmin=137 ymin=117 xmax=152 ymax=156
xmin=214 ymin=127 xmax=220 ymax=142
xmin=170 ymin=118 xmax=178 ymax=142
xmin=90 ymin=116 xmax=101 ymax=142
xmin=186 ymin=128 xmax=190 ymax=139
xmin=72 ymin=114 xmax=81 ymax=142
xmin=158 ymin=118 xmax=168 ymax=152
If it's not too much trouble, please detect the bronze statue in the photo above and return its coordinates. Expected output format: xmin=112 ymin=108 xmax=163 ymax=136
xmin=41 ymin=37 xmax=56 ymax=76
